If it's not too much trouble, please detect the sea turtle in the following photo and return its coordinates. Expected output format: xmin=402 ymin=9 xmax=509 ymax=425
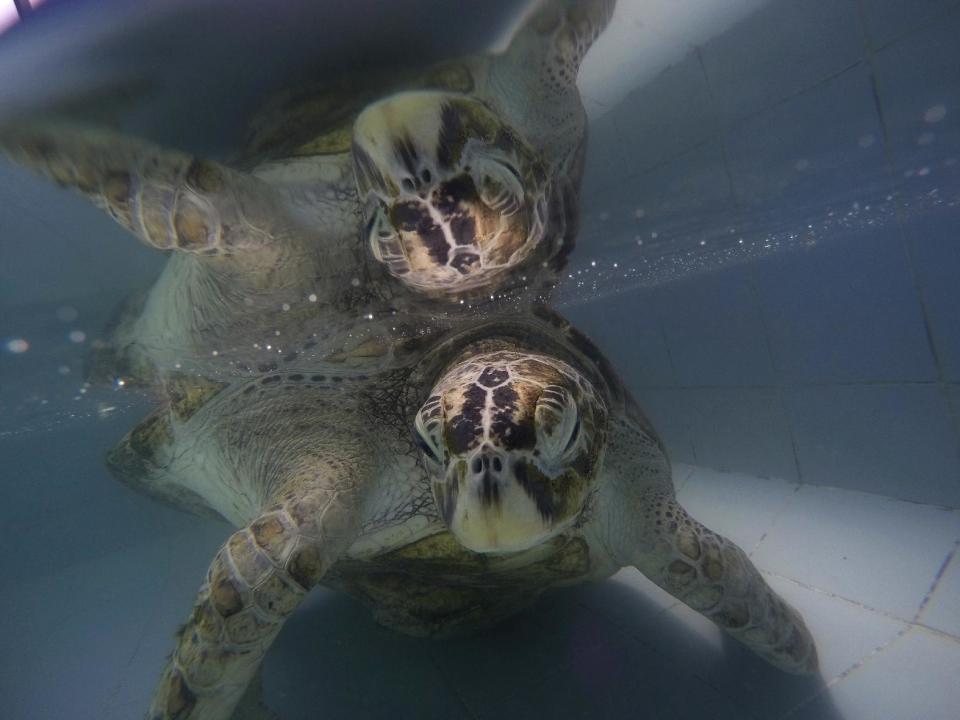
xmin=0 ymin=0 xmax=615 ymax=385
xmin=113 ymin=308 xmax=817 ymax=720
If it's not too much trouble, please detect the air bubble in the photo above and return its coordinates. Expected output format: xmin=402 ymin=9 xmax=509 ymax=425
xmin=56 ymin=306 xmax=79 ymax=322
xmin=924 ymin=104 xmax=947 ymax=124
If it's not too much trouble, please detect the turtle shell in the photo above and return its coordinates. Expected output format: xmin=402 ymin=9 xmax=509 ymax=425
xmin=235 ymin=60 xmax=477 ymax=168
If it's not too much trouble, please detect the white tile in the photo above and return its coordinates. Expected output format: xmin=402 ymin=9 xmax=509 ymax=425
xmin=590 ymin=568 xmax=908 ymax=720
xmin=562 ymin=288 xmax=676 ymax=387
xmin=724 ymin=63 xmax=891 ymax=218
xmin=0 ymin=527 xmax=223 ymax=720
xmin=613 ymin=50 xmax=719 ymax=174
xmin=581 ymin=111 xmax=631 ymax=201
xmin=919 ymin=546 xmax=960 ymax=638
xmin=764 ymin=574 xmax=908 ymax=683
xmin=635 ymin=598 xmax=836 ymax=720
xmin=631 ymin=388 xmax=697 ymax=465
xmin=572 ymin=160 xmax=667 ymax=262
xmin=671 ymin=462 xmax=697 ymax=492
xmin=786 ymin=384 xmax=960 ymax=507
xmin=108 ymin=526 xmax=231 ymax=710
xmin=265 ymin=589 xmax=473 ymax=720
xmin=682 ymin=387 xmax=799 ymax=481
xmin=792 ymin=628 xmax=960 ymax=720
xmin=872 ymin=7 xmax=960 ymax=184
xmin=654 ymin=262 xmax=776 ymax=387
xmin=676 ymin=467 xmax=799 ymax=554
xmin=904 ymin=208 xmax=960 ymax=383
xmin=752 ymin=225 xmax=936 ymax=384
xmin=648 ymin=139 xmax=737 ymax=237
xmin=569 ymin=561 xmax=902 ymax=720
xmin=861 ymin=0 xmax=960 ymax=46
xmin=478 ymin=663 xmax=746 ymax=720
xmin=573 ymin=568 xmax=681 ymax=641
xmin=0 ymin=158 xmax=163 ymax=308
xmin=752 ymin=485 xmax=960 ymax=619
xmin=472 ymin=608 xmax=746 ymax=720
xmin=701 ymin=0 xmax=864 ymax=124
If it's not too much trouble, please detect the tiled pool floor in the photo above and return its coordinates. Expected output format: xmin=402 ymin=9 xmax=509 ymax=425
xmin=3 ymin=463 xmax=958 ymax=720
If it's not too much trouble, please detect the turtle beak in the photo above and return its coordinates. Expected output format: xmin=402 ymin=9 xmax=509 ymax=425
xmin=434 ymin=445 xmax=559 ymax=554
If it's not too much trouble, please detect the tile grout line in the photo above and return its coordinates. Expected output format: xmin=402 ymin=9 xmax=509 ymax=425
xmin=713 ymin=59 xmax=868 ymax=133
xmin=748 ymin=484 xmax=802 ymax=558
xmin=669 ymin=462 xmax=960 ymax=512
xmin=423 ymin=649 xmax=481 ymax=720
xmin=572 ymin=589 xmax=768 ymax=720
xmin=856 ymin=0 xmax=960 ymax=466
xmin=760 ymin=570 xmax=935 ymax=631
xmin=869 ymin=0 xmax=960 ymax=54
xmin=780 ymin=625 xmax=912 ymax=720
xmin=763 ymin=568 xmax=960 ymax=646
xmin=743 ymin=259 xmax=804 ymax=485
xmin=652 ymin=294 xmax=699 ymax=464
xmin=694 ymin=46 xmax=742 ymax=214
xmin=912 ymin=539 xmax=960 ymax=625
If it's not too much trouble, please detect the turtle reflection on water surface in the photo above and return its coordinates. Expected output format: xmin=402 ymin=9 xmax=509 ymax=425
xmin=1 ymin=0 xmax=616 ymax=385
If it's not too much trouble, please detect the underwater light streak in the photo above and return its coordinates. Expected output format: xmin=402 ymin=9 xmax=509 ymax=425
xmin=1 ymin=0 xmax=45 ymax=34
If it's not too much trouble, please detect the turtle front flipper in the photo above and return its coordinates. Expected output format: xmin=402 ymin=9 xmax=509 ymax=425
xmin=1 ymin=123 xmax=295 ymax=257
xmin=600 ymin=421 xmax=818 ymax=674
xmin=147 ymin=471 xmax=366 ymax=720
xmin=635 ymin=492 xmax=817 ymax=674
xmin=500 ymin=0 xmax=616 ymax=97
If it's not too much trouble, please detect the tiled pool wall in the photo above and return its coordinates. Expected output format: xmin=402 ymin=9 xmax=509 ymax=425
xmin=566 ymin=0 xmax=960 ymax=508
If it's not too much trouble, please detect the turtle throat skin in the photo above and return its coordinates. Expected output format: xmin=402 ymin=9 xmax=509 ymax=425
xmin=414 ymin=349 xmax=607 ymax=553
xmin=352 ymin=91 xmax=548 ymax=300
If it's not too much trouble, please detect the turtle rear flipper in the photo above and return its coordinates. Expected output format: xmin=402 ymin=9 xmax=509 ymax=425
xmin=84 ymin=289 xmax=158 ymax=387
xmin=106 ymin=407 xmax=223 ymax=521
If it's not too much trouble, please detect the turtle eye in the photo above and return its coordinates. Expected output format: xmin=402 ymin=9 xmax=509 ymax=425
xmin=563 ymin=414 xmax=581 ymax=454
xmin=415 ymin=431 xmax=441 ymax=463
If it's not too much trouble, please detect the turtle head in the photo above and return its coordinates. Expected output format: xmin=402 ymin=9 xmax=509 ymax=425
xmin=415 ymin=350 xmax=607 ymax=553
xmin=352 ymin=91 xmax=548 ymax=299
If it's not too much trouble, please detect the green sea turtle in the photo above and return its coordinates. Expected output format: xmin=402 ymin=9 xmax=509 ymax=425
xmin=1 ymin=0 xmax=615 ymax=384
xmin=113 ymin=309 xmax=817 ymax=720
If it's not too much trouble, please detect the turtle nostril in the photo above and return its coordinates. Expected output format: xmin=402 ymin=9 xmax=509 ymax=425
xmin=471 ymin=457 xmax=483 ymax=474
xmin=421 ymin=168 xmax=432 ymax=184
xmin=401 ymin=177 xmax=416 ymax=193
xmin=492 ymin=457 xmax=502 ymax=473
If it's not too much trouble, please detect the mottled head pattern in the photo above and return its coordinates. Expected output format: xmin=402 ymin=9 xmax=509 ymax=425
xmin=414 ymin=350 xmax=607 ymax=552
xmin=352 ymin=91 xmax=548 ymax=298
